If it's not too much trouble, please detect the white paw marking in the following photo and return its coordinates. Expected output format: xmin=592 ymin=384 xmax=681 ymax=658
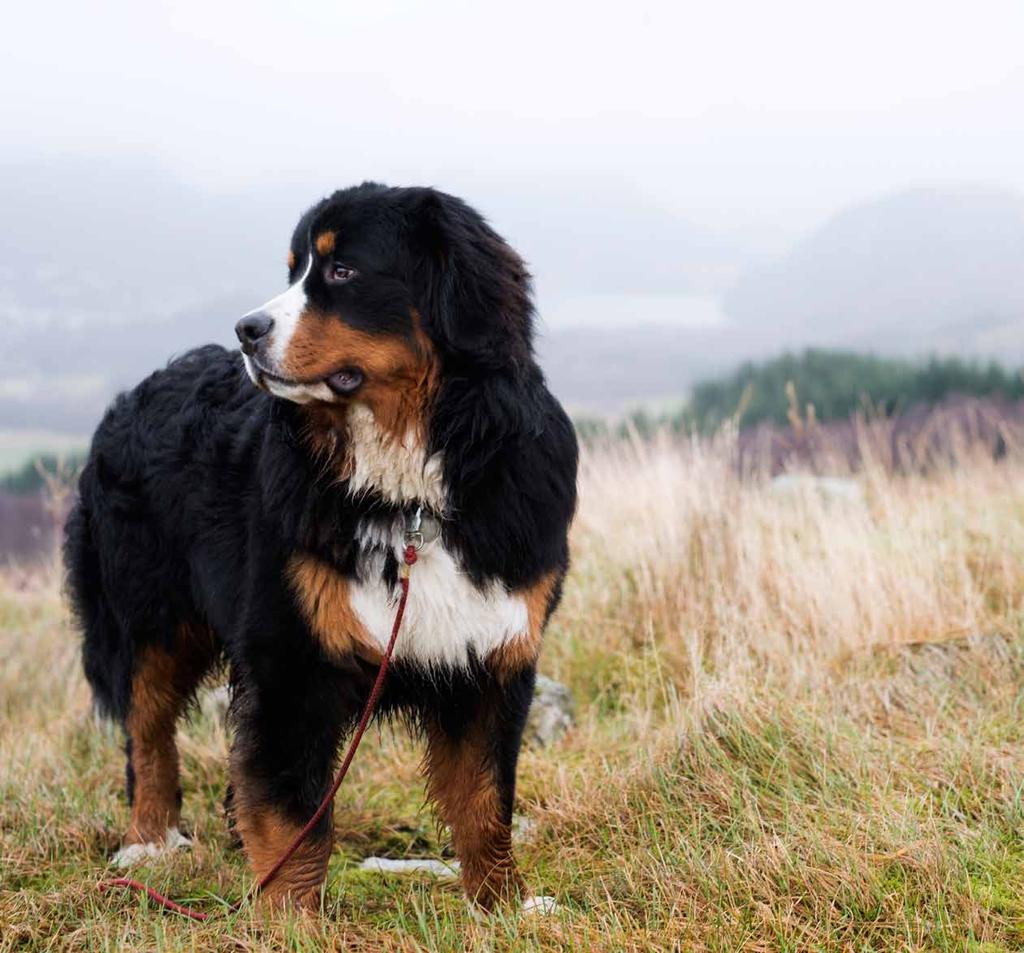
xmin=466 ymin=900 xmax=488 ymax=924
xmin=465 ymin=894 xmax=561 ymax=920
xmin=111 ymin=828 xmax=191 ymax=868
xmin=522 ymin=895 xmax=559 ymax=915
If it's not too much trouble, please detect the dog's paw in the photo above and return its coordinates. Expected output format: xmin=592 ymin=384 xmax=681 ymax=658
xmin=521 ymin=895 xmax=559 ymax=915
xmin=111 ymin=828 xmax=192 ymax=868
xmin=463 ymin=893 xmax=560 ymax=921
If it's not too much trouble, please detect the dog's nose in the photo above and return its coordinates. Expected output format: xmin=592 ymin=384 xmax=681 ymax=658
xmin=235 ymin=312 xmax=274 ymax=354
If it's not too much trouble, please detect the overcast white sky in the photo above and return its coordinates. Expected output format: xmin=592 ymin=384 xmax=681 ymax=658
xmin=2 ymin=0 xmax=1023 ymax=245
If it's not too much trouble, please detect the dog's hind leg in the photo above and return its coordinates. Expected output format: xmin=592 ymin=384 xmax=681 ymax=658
xmin=114 ymin=624 xmax=218 ymax=867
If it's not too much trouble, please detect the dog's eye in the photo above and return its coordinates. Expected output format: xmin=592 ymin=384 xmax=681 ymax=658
xmin=325 ymin=262 xmax=358 ymax=285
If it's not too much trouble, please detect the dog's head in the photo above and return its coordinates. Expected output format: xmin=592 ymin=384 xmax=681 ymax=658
xmin=236 ymin=184 xmax=533 ymax=436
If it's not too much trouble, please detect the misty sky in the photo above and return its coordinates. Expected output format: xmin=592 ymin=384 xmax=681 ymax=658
xmin=3 ymin=0 xmax=1023 ymax=247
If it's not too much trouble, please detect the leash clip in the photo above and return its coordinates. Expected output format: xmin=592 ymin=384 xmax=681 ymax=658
xmin=403 ymin=505 xmax=440 ymax=552
xmin=404 ymin=505 xmax=425 ymax=552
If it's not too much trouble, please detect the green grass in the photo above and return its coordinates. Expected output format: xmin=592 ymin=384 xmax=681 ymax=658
xmin=6 ymin=581 xmax=1024 ymax=951
xmin=7 ymin=437 xmax=1024 ymax=950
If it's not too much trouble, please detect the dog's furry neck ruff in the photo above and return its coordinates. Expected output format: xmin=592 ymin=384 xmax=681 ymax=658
xmin=339 ymin=402 xmax=446 ymax=512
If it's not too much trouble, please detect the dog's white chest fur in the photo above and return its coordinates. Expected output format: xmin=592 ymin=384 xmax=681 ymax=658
xmin=351 ymin=529 xmax=529 ymax=669
xmin=344 ymin=405 xmax=528 ymax=669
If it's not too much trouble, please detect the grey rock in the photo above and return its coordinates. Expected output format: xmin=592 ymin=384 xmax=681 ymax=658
xmin=512 ymin=814 xmax=539 ymax=843
xmin=526 ymin=674 xmax=575 ymax=747
xmin=199 ymin=683 xmax=231 ymax=722
xmin=770 ymin=474 xmax=864 ymax=505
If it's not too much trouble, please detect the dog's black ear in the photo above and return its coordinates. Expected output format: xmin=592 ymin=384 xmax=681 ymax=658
xmin=409 ymin=190 xmax=533 ymax=370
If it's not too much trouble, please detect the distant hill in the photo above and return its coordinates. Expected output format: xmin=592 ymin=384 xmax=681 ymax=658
xmin=0 ymin=156 xmax=294 ymax=431
xmin=685 ymin=349 xmax=1024 ymax=432
xmin=724 ymin=187 xmax=1024 ymax=358
xmin=573 ymin=350 xmax=1024 ymax=456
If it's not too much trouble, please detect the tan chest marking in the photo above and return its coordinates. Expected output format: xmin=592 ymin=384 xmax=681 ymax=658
xmin=485 ymin=571 xmax=558 ymax=676
xmin=287 ymin=555 xmax=383 ymax=663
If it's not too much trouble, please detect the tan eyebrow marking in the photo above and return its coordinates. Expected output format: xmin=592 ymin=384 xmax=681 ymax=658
xmin=315 ymin=231 xmax=336 ymax=257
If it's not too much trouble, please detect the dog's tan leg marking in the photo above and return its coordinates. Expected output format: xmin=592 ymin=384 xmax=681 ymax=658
xmin=229 ymin=771 xmax=332 ymax=910
xmin=424 ymin=717 xmax=524 ymax=910
xmin=118 ymin=626 xmax=217 ymax=861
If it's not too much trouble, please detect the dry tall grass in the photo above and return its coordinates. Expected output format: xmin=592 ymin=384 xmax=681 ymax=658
xmin=4 ymin=428 xmax=1024 ymax=951
xmin=561 ymin=429 xmax=1024 ymax=699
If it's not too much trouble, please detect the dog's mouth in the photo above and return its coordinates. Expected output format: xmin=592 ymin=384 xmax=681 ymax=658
xmin=246 ymin=357 xmax=365 ymax=398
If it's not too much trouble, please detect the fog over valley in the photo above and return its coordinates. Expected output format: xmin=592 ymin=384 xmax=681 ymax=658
xmin=4 ymin=156 xmax=1024 ymax=430
xmin=3 ymin=0 xmax=1024 ymax=431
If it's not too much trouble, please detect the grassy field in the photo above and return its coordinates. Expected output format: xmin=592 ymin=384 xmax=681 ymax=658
xmin=5 ymin=432 xmax=1024 ymax=950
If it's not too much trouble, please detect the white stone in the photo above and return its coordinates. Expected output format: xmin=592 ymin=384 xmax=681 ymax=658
xmin=359 ymin=856 xmax=460 ymax=878
xmin=198 ymin=684 xmax=230 ymax=722
xmin=522 ymin=895 xmax=559 ymax=915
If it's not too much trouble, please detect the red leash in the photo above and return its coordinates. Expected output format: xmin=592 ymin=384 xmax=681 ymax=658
xmin=99 ymin=543 xmax=419 ymax=921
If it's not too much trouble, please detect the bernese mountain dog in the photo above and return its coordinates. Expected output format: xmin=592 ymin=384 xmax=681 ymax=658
xmin=63 ymin=183 xmax=578 ymax=912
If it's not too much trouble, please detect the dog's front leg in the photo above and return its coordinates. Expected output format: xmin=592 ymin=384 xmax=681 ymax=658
xmin=422 ymin=666 xmax=536 ymax=911
xmin=228 ymin=651 xmax=360 ymax=910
